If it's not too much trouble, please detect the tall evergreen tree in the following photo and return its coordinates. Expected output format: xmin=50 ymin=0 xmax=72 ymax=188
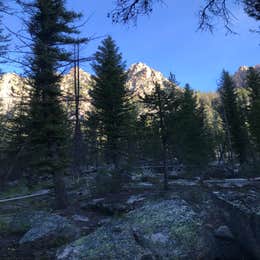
xmin=218 ymin=70 xmax=249 ymax=164
xmin=173 ymin=84 xmax=213 ymax=168
xmin=141 ymin=81 xmax=178 ymax=190
xmin=90 ymin=36 xmax=130 ymax=170
xmin=5 ymin=83 xmax=30 ymax=183
xmin=22 ymin=0 xmax=85 ymax=209
xmin=246 ymin=67 xmax=260 ymax=153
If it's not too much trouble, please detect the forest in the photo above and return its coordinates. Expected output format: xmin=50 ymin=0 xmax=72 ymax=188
xmin=0 ymin=0 xmax=259 ymax=259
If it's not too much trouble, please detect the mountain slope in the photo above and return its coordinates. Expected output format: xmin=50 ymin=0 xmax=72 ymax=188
xmin=0 ymin=63 xmax=259 ymax=115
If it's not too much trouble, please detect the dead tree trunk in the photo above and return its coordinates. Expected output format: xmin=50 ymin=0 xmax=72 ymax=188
xmin=51 ymin=145 xmax=68 ymax=209
xmin=72 ymin=42 xmax=85 ymax=177
xmin=157 ymin=87 xmax=168 ymax=190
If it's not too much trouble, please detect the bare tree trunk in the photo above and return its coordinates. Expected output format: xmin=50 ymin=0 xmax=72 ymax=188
xmin=157 ymin=87 xmax=168 ymax=190
xmin=162 ymin=139 xmax=168 ymax=190
xmin=223 ymin=106 xmax=235 ymax=169
xmin=72 ymin=42 xmax=85 ymax=177
xmin=53 ymin=171 xmax=68 ymax=209
xmin=50 ymin=144 xmax=68 ymax=209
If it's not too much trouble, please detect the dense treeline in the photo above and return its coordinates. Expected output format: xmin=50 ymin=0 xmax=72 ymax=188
xmin=0 ymin=0 xmax=259 ymax=208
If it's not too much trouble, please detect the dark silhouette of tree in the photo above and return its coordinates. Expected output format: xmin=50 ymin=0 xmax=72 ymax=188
xmin=21 ymin=0 xmax=86 ymax=209
xmin=246 ymin=67 xmax=260 ymax=153
xmin=141 ymin=81 xmax=178 ymax=190
xmin=173 ymin=84 xmax=213 ymax=169
xmin=218 ymin=70 xmax=249 ymax=164
xmin=90 ymin=36 xmax=131 ymax=170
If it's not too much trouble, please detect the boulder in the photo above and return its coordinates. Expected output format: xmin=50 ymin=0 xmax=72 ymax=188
xmin=72 ymin=215 xmax=89 ymax=223
xmin=57 ymin=199 xmax=215 ymax=259
xmin=56 ymin=225 xmax=152 ymax=260
xmin=9 ymin=210 xmax=50 ymax=234
xmin=126 ymin=194 xmax=145 ymax=205
xmin=214 ymin=225 xmax=234 ymax=240
xmin=213 ymin=190 xmax=260 ymax=259
xmin=19 ymin=214 xmax=80 ymax=248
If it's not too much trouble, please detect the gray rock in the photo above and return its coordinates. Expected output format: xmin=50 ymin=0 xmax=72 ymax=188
xmin=214 ymin=225 xmax=234 ymax=240
xmin=137 ymin=182 xmax=153 ymax=188
xmin=97 ymin=218 xmax=111 ymax=226
xmin=204 ymin=178 xmax=252 ymax=188
xmin=72 ymin=215 xmax=89 ymax=223
xmin=169 ymin=179 xmax=200 ymax=186
xmin=150 ymin=232 xmax=169 ymax=244
xmin=19 ymin=214 xmax=80 ymax=248
xmin=56 ymin=226 xmax=151 ymax=260
xmin=9 ymin=210 xmax=50 ymax=233
xmin=213 ymin=190 xmax=260 ymax=258
xmin=126 ymin=195 xmax=145 ymax=204
xmin=57 ymin=199 xmax=213 ymax=259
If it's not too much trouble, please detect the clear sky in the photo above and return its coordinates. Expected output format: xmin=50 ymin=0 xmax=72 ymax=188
xmin=3 ymin=0 xmax=260 ymax=92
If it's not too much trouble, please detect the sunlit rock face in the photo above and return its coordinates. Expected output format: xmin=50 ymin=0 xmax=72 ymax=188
xmin=127 ymin=62 xmax=169 ymax=98
xmin=0 ymin=63 xmax=169 ymax=115
xmin=233 ymin=64 xmax=260 ymax=88
xmin=60 ymin=67 xmax=93 ymax=118
xmin=0 ymin=63 xmax=259 ymax=115
xmin=0 ymin=73 xmax=28 ymax=112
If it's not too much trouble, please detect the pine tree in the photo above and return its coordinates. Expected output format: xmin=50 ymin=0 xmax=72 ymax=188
xmin=90 ymin=36 xmax=130 ymax=170
xmin=246 ymin=67 xmax=260 ymax=153
xmin=218 ymin=70 xmax=249 ymax=164
xmin=5 ymin=83 xmax=30 ymax=183
xmin=173 ymin=84 xmax=213 ymax=169
xmin=141 ymin=81 xmax=178 ymax=190
xmin=22 ymin=0 xmax=85 ymax=209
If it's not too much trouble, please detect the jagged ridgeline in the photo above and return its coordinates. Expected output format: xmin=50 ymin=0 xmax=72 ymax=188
xmin=0 ymin=63 xmax=259 ymax=117
xmin=0 ymin=63 xmax=167 ymax=116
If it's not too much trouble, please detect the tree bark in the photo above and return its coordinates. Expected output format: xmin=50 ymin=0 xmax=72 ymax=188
xmin=53 ymin=171 xmax=68 ymax=209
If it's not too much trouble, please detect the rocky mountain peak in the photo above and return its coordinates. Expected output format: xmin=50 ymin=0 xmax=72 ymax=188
xmin=127 ymin=62 xmax=168 ymax=97
xmin=233 ymin=64 xmax=260 ymax=87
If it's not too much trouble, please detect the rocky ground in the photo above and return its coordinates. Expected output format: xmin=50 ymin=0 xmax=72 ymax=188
xmin=0 ymin=172 xmax=260 ymax=260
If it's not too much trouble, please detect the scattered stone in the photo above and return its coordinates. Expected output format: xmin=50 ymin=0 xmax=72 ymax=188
xmin=214 ymin=225 xmax=234 ymax=240
xmin=137 ymin=182 xmax=153 ymax=188
xmin=98 ymin=218 xmax=111 ymax=226
xmin=91 ymin=198 xmax=105 ymax=204
xmin=204 ymin=178 xmax=252 ymax=188
xmin=169 ymin=179 xmax=200 ymax=186
xmin=127 ymin=195 xmax=145 ymax=205
xmin=72 ymin=215 xmax=89 ymax=223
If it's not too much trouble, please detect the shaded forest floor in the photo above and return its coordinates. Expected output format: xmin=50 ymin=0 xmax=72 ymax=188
xmin=0 ymin=172 xmax=260 ymax=259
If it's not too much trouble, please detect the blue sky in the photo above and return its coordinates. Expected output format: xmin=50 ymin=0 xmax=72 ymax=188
xmin=3 ymin=0 xmax=260 ymax=92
